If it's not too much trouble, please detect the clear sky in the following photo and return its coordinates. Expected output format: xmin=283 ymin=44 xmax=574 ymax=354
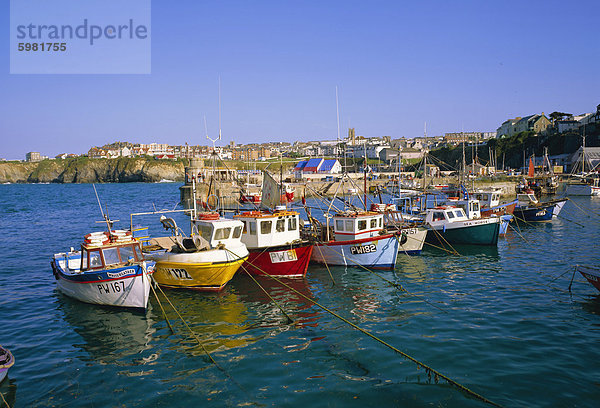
xmin=1 ymin=0 xmax=599 ymax=160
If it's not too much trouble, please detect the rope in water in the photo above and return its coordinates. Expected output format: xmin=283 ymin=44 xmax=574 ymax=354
xmin=223 ymin=248 xmax=502 ymax=407
xmin=0 ymin=391 xmax=10 ymax=408
xmin=149 ymin=277 xmax=248 ymax=394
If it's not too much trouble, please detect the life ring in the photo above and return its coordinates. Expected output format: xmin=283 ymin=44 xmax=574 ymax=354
xmin=240 ymin=211 xmax=262 ymax=217
xmin=197 ymin=212 xmax=220 ymax=221
xmin=206 ymin=194 xmax=219 ymax=211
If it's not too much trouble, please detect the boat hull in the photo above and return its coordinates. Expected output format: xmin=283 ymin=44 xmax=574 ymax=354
xmin=51 ymin=259 xmax=151 ymax=309
xmin=242 ymin=242 xmax=313 ymax=277
xmin=311 ymin=234 xmax=399 ymax=270
xmin=565 ymin=183 xmax=600 ymax=196
xmin=578 ymin=266 xmax=600 ymax=292
xmin=152 ymin=248 xmax=248 ymax=290
xmin=514 ymin=199 xmax=566 ymax=222
xmin=386 ymin=226 xmax=427 ymax=255
xmin=499 ymin=214 xmax=512 ymax=235
xmin=427 ymin=219 xmax=500 ymax=246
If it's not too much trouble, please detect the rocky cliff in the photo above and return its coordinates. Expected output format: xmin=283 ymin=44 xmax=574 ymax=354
xmin=0 ymin=157 xmax=186 ymax=183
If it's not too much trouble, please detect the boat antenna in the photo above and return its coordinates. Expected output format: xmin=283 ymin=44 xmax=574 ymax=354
xmin=93 ymin=184 xmax=114 ymax=231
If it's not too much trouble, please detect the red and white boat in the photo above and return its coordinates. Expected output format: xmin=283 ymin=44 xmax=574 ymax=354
xmin=233 ymin=172 xmax=311 ymax=277
xmin=577 ymin=265 xmax=600 ymax=292
xmin=234 ymin=209 xmax=313 ymax=277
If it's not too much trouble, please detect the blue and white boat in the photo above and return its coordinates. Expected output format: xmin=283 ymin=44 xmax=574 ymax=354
xmin=311 ymin=211 xmax=400 ymax=270
xmin=513 ymin=191 xmax=567 ymax=222
xmin=51 ymin=230 xmax=153 ymax=309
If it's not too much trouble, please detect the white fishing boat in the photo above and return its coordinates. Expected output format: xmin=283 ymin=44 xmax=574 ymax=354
xmin=51 ymin=229 xmax=153 ymax=309
xmin=565 ymin=133 xmax=600 ymax=196
xmin=310 ymin=211 xmax=400 ymax=270
xmin=424 ymin=206 xmax=500 ymax=246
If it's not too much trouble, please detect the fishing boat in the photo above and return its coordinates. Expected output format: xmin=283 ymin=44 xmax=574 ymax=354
xmin=565 ymin=133 xmax=600 ymax=196
xmin=444 ymin=196 xmax=512 ymax=236
xmin=310 ymin=211 xmax=400 ymax=270
xmin=577 ymin=265 xmax=600 ymax=292
xmin=424 ymin=206 xmax=500 ymax=246
xmin=51 ymin=229 xmax=153 ymax=309
xmin=148 ymin=213 xmax=249 ymax=290
xmin=370 ymin=203 xmax=428 ymax=254
xmin=239 ymin=192 xmax=261 ymax=204
xmin=513 ymin=190 xmax=567 ymax=222
xmin=0 ymin=345 xmax=14 ymax=383
xmin=234 ymin=209 xmax=312 ymax=277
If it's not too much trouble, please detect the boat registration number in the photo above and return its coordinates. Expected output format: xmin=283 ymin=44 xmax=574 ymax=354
xmin=350 ymin=243 xmax=377 ymax=255
xmin=97 ymin=281 xmax=125 ymax=294
xmin=165 ymin=268 xmax=193 ymax=280
xmin=536 ymin=210 xmax=547 ymax=217
xmin=270 ymin=249 xmax=298 ymax=263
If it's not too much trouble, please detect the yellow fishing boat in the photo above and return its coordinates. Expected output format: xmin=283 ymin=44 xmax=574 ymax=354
xmin=148 ymin=213 xmax=248 ymax=291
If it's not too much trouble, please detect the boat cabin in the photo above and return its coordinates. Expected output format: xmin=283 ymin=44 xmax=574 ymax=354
xmin=192 ymin=217 xmax=245 ymax=249
xmin=80 ymin=239 xmax=143 ymax=271
xmin=234 ymin=210 xmax=300 ymax=249
xmin=444 ymin=198 xmax=482 ymax=219
xmin=333 ymin=211 xmax=384 ymax=241
xmin=425 ymin=206 xmax=468 ymax=226
xmin=517 ymin=193 xmax=538 ymax=207
xmin=470 ymin=190 xmax=501 ymax=208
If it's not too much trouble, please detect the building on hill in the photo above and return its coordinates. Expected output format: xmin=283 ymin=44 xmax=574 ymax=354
xmin=293 ymin=158 xmax=341 ymax=178
xmin=26 ymin=152 xmax=42 ymax=162
xmin=497 ymin=113 xmax=550 ymax=137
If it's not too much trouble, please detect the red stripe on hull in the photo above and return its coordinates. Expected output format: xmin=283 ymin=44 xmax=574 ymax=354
xmin=243 ymin=244 xmax=313 ymax=277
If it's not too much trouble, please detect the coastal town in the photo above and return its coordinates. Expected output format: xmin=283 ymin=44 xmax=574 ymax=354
xmin=16 ymin=104 xmax=600 ymax=179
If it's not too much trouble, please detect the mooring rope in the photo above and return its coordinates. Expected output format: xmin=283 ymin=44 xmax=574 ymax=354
xmin=240 ymin=263 xmax=295 ymax=324
xmin=315 ymin=243 xmax=336 ymax=285
xmin=566 ymin=197 xmax=600 ymax=220
xmin=150 ymin=278 xmax=248 ymax=394
xmin=149 ymin=278 xmax=174 ymax=334
xmin=222 ymin=249 xmax=502 ymax=407
xmin=0 ymin=391 xmax=10 ymax=408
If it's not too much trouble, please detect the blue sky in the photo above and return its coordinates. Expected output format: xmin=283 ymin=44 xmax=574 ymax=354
xmin=1 ymin=0 xmax=599 ymax=160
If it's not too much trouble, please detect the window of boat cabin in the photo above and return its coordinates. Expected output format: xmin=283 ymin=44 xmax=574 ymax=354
xmin=88 ymin=249 xmax=102 ymax=269
xmin=379 ymin=217 xmax=382 ymax=228
xmin=248 ymin=221 xmax=257 ymax=235
xmin=288 ymin=217 xmax=297 ymax=231
xmin=454 ymin=210 xmax=463 ymax=217
xmin=261 ymin=220 xmax=272 ymax=234
xmin=241 ymin=220 xmax=247 ymax=234
xmin=432 ymin=211 xmax=445 ymax=222
xmin=358 ymin=220 xmax=367 ymax=231
xmin=276 ymin=219 xmax=285 ymax=233
xmin=232 ymin=226 xmax=242 ymax=239
xmin=119 ymin=244 xmax=137 ymax=262
xmin=214 ymin=227 xmax=231 ymax=240
xmin=336 ymin=220 xmax=344 ymax=231
xmin=370 ymin=218 xmax=377 ymax=229
xmin=344 ymin=220 xmax=353 ymax=231
xmin=471 ymin=202 xmax=479 ymax=212
xmin=447 ymin=211 xmax=455 ymax=219
xmin=102 ymin=247 xmax=121 ymax=265
xmin=198 ymin=224 xmax=213 ymax=241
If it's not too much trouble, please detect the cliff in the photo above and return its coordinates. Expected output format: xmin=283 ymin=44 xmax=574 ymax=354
xmin=0 ymin=157 xmax=186 ymax=183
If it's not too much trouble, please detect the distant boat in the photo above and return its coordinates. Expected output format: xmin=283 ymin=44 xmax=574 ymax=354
xmin=51 ymin=229 xmax=153 ymax=309
xmin=577 ymin=265 xmax=600 ymax=292
xmin=0 ymin=345 xmax=14 ymax=383
xmin=513 ymin=190 xmax=567 ymax=222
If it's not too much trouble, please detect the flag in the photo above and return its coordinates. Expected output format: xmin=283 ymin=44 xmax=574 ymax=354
xmin=528 ymin=157 xmax=534 ymax=178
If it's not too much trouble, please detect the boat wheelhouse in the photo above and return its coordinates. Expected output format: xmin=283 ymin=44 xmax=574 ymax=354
xmin=51 ymin=230 xmax=152 ymax=309
xmin=311 ymin=211 xmax=399 ymax=270
xmin=149 ymin=214 xmax=249 ymax=291
xmin=234 ymin=210 xmax=313 ymax=277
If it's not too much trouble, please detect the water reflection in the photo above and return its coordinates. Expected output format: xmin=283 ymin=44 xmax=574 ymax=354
xmin=56 ymin=294 xmax=156 ymax=365
xmin=0 ymin=378 xmax=17 ymax=408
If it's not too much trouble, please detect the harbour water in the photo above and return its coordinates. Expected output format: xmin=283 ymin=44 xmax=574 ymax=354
xmin=1 ymin=183 xmax=600 ymax=407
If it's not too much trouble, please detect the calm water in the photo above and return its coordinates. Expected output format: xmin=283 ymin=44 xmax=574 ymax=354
xmin=1 ymin=183 xmax=600 ymax=407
